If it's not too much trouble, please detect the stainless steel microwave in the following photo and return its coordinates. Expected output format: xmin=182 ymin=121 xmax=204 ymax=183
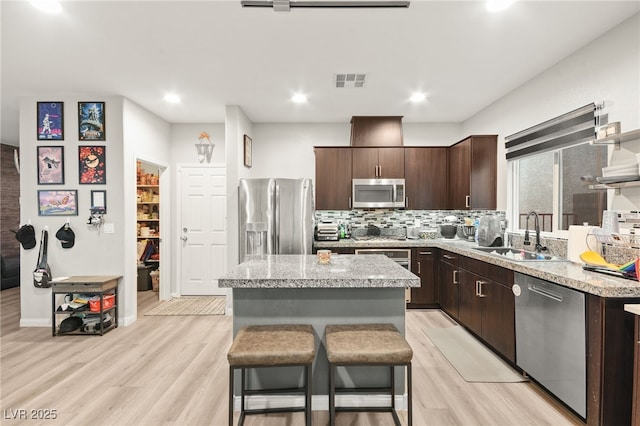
xmin=352 ymin=179 xmax=406 ymax=209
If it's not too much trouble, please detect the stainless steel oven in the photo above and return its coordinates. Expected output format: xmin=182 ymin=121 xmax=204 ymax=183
xmin=354 ymin=248 xmax=412 ymax=302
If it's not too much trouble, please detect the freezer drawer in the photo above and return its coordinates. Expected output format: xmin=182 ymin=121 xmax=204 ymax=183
xmin=514 ymin=272 xmax=586 ymax=418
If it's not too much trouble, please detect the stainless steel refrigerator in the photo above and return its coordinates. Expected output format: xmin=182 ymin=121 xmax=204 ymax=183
xmin=238 ymin=178 xmax=314 ymax=263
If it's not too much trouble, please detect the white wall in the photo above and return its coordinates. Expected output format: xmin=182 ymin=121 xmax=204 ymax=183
xmin=19 ymin=96 xmax=125 ymax=327
xmin=224 ymin=106 xmax=253 ymax=279
xmin=169 ymin=124 xmax=226 ymax=165
xmin=17 ymin=96 xmax=172 ymax=327
xmin=248 ymin=122 xmax=463 ymax=182
xmin=462 ymin=13 xmax=640 ymax=212
xmin=122 ymin=99 xmax=171 ymax=323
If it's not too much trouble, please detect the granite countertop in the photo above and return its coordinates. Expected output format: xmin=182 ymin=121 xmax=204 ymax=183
xmin=218 ymin=254 xmax=420 ymax=289
xmin=315 ymin=238 xmax=640 ymax=298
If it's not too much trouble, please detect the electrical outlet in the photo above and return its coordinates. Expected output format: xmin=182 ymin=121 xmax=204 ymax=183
xmin=103 ymin=223 xmax=115 ymax=234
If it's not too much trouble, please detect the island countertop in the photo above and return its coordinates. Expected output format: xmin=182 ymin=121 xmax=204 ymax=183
xmin=218 ymin=254 xmax=420 ymax=289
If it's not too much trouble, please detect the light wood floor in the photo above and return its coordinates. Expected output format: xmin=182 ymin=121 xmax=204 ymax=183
xmin=0 ymin=287 xmax=583 ymax=426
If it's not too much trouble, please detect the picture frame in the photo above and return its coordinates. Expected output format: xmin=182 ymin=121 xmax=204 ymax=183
xmin=91 ymin=190 xmax=107 ymax=213
xmin=243 ymin=134 xmax=252 ymax=168
xmin=37 ymin=102 xmax=64 ymax=140
xmin=78 ymin=101 xmax=105 ymax=141
xmin=38 ymin=190 xmax=78 ymax=216
xmin=37 ymin=146 xmax=64 ymax=185
xmin=79 ymin=145 xmax=106 ymax=184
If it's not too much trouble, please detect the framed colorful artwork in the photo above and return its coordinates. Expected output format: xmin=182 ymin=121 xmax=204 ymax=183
xmin=78 ymin=145 xmax=106 ymax=184
xmin=37 ymin=102 xmax=64 ymax=140
xmin=37 ymin=146 xmax=64 ymax=185
xmin=38 ymin=190 xmax=78 ymax=216
xmin=78 ymin=101 xmax=105 ymax=141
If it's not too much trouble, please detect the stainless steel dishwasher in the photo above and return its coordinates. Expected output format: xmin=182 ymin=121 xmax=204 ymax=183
xmin=513 ymin=272 xmax=586 ymax=418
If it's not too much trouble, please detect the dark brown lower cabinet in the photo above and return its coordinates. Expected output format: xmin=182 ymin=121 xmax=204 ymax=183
xmin=457 ymin=265 xmax=515 ymax=363
xmin=633 ymin=315 xmax=639 ymax=426
xmin=586 ymin=296 xmax=638 ymax=426
xmin=438 ymin=251 xmax=459 ymax=321
xmin=408 ymin=248 xmax=438 ymax=308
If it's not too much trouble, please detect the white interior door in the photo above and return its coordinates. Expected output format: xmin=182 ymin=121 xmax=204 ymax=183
xmin=179 ymin=165 xmax=227 ymax=296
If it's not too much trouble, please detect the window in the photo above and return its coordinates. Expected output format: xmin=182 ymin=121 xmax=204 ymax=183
xmin=507 ymin=103 xmax=608 ymax=234
xmin=513 ymin=142 xmax=607 ymax=232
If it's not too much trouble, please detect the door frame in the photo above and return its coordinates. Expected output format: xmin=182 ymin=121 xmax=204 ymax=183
xmin=135 ymin=156 xmax=171 ymax=302
xmin=175 ymin=163 xmax=227 ymax=297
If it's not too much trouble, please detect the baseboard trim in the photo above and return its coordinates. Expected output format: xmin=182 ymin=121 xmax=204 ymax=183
xmin=19 ymin=318 xmax=49 ymax=327
xmin=233 ymin=393 xmax=407 ymax=411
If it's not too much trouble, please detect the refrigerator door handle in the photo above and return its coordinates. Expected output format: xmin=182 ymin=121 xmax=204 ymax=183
xmin=274 ymin=182 xmax=280 ymax=254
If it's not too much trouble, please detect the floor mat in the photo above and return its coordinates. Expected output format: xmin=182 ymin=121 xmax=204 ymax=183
xmin=144 ymin=296 xmax=225 ymax=316
xmin=423 ymin=326 xmax=527 ymax=383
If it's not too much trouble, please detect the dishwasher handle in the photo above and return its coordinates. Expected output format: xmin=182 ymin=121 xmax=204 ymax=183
xmin=528 ymin=284 xmax=563 ymax=302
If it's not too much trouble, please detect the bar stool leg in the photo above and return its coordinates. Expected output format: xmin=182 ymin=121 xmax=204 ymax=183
xmin=391 ymin=365 xmax=396 ymax=410
xmin=407 ymin=363 xmax=413 ymax=426
xmin=329 ymin=363 xmax=336 ymax=426
xmin=305 ymin=364 xmax=312 ymax=426
xmin=228 ymin=367 xmax=234 ymax=426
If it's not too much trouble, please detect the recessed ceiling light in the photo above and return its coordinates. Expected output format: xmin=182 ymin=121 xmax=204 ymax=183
xmin=409 ymin=93 xmax=426 ymax=103
xmin=291 ymin=93 xmax=308 ymax=103
xmin=486 ymin=0 xmax=515 ymax=12
xmin=164 ymin=93 xmax=181 ymax=104
xmin=29 ymin=0 xmax=62 ymax=14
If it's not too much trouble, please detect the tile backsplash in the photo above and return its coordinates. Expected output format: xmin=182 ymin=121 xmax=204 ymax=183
xmin=316 ymin=209 xmax=506 ymax=230
xmin=316 ymin=209 xmax=640 ymax=264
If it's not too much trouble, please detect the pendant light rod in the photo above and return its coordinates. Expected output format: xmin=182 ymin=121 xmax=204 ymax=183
xmin=241 ymin=0 xmax=410 ymax=10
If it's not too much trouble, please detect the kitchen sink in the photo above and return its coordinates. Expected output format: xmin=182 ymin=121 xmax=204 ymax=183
xmin=472 ymin=247 xmax=567 ymax=262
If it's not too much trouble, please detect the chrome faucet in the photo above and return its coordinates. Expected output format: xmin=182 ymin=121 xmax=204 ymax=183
xmin=523 ymin=211 xmax=547 ymax=252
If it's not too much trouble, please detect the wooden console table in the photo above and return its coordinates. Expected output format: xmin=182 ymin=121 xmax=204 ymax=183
xmin=51 ymin=275 xmax=121 ymax=336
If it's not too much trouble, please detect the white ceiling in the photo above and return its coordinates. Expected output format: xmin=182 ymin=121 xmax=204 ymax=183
xmin=2 ymin=0 xmax=639 ymax=144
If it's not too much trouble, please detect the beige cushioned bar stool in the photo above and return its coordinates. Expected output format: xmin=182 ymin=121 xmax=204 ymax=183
xmin=325 ymin=323 xmax=413 ymax=426
xmin=227 ymin=324 xmax=315 ymax=426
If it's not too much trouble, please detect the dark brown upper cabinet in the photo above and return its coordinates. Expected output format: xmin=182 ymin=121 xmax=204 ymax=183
xmin=404 ymin=147 xmax=448 ymax=209
xmin=352 ymin=147 xmax=405 ymax=179
xmin=448 ymin=135 xmax=497 ymax=210
xmin=350 ymin=116 xmax=403 ymax=147
xmin=314 ymin=147 xmax=352 ymax=210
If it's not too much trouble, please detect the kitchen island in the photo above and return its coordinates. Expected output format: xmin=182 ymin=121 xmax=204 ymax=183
xmin=218 ymin=254 xmax=420 ymax=410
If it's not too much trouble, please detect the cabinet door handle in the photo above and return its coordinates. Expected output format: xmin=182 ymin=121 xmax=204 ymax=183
xmin=379 ymin=165 xmax=382 ymax=177
xmin=417 ymin=261 xmax=421 ymax=274
xmin=444 ymin=254 xmax=456 ymax=260
xmin=453 ymin=270 xmax=458 ymax=284
xmin=348 ymin=197 xmax=352 ymax=209
xmin=465 ymin=195 xmax=471 ymax=208
xmin=419 ymin=251 xmax=432 ymax=255
xmin=375 ymin=165 xmax=379 ymax=177
xmin=477 ymin=280 xmax=486 ymax=298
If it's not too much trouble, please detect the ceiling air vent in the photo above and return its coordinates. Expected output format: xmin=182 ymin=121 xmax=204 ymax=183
xmin=336 ymin=73 xmax=366 ymax=88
